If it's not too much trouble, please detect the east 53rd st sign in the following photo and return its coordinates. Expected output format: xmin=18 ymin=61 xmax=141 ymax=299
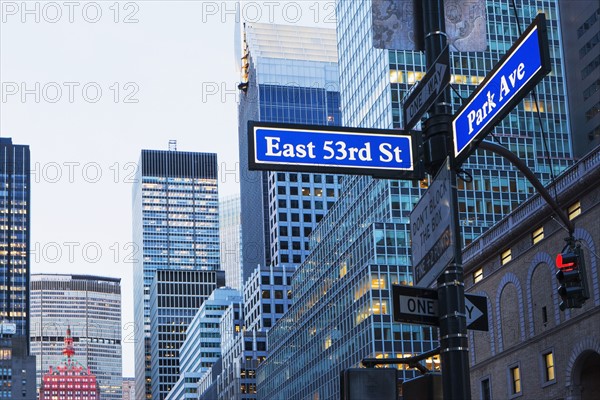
xmin=248 ymin=121 xmax=423 ymax=179
xmin=453 ymin=14 xmax=551 ymax=165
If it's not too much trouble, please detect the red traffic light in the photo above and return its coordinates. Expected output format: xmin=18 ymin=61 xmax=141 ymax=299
xmin=556 ymin=251 xmax=578 ymax=270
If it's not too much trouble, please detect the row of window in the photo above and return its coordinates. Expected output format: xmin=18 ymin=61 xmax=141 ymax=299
xmin=473 ymin=200 xmax=582 ymax=283
xmin=481 ymin=351 xmax=555 ymax=399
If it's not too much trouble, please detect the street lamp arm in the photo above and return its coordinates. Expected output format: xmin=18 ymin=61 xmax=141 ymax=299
xmin=478 ymin=141 xmax=574 ymax=235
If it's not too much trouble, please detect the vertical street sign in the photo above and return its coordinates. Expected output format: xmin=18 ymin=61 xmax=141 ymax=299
xmin=452 ymin=14 xmax=551 ymax=165
xmin=403 ymin=45 xmax=450 ymax=130
xmin=410 ymin=158 xmax=454 ymax=287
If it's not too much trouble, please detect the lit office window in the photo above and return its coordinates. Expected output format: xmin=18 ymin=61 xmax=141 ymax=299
xmin=568 ymin=201 xmax=581 ymax=220
xmin=544 ymin=352 xmax=555 ymax=382
xmin=510 ymin=366 xmax=521 ymax=395
xmin=371 ymin=301 xmax=388 ymax=315
xmin=532 ymin=226 xmax=544 ymax=244
xmin=501 ymin=249 xmax=512 ymax=265
xmin=371 ymin=276 xmax=387 ymax=290
xmin=473 ymin=268 xmax=484 ymax=283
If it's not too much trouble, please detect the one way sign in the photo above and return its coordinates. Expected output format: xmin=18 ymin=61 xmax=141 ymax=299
xmin=392 ymin=285 xmax=489 ymax=331
xmin=403 ymin=45 xmax=450 ymax=130
xmin=465 ymin=294 xmax=488 ymax=331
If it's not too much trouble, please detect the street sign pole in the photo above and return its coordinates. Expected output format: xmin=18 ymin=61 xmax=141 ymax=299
xmin=420 ymin=1 xmax=471 ymax=399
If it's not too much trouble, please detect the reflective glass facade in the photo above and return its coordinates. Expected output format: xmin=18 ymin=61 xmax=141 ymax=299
xmin=132 ymin=150 xmax=220 ymax=400
xmin=558 ymin=1 xmax=600 ymax=156
xmin=220 ymin=195 xmax=242 ymax=290
xmin=30 ymin=274 xmax=122 ymax=399
xmin=238 ymin=23 xmax=343 ymax=280
xmin=0 ymin=138 xmax=30 ymax=339
xmin=260 ymin=1 xmax=575 ymax=398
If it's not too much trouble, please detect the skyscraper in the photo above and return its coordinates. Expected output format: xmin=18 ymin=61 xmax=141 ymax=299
xmin=30 ymin=274 xmax=122 ymax=399
xmin=558 ymin=1 xmax=600 ymax=156
xmin=166 ymin=287 xmax=241 ymax=400
xmin=259 ymin=1 xmax=575 ymax=397
xmin=149 ymin=269 xmax=225 ymax=399
xmin=0 ymin=138 xmax=30 ymax=339
xmin=219 ymin=194 xmax=242 ymax=290
xmin=238 ymin=23 xmax=343 ymax=280
xmin=132 ymin=148 xmax=221 ymax=400
xmin=0 ymin=334 xmax=36 ymax=398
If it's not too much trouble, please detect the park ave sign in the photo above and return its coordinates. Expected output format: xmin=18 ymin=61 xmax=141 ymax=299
xmin=453 ymin=14 xmax=551 ymax=165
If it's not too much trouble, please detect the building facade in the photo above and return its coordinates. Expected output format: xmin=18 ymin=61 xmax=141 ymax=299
xmin=238 ymin=23 xmax=343 ymax=280
xmin=30 ymin=274 xmax=122 ymax=399
xmin=464 ymin=145 xmax=600 ymax=399
xmin=166 ymin=287 xmax=241 ymax=400
xmin=220 ymin=195 xmax=242 ymax=290
xmin=0 ymin=333 xmax=36 ymax=399
xmin=39 ymin=327 xmax=100 ymax=400
xmin=132 ymin=148 xmax=220 ymax=399
xmin=123 ymin=378 xmax=135 ymax=400
xmin=559 ymin=2 xmax=600 ymax=157
xmin=148 ymin=269 xmax=225 ymax=400
xmin=197 ymin=302 xmax=268 ymax=400
xmin=259 ymin=0 xmax=576 ymax=398
xmin=0 ymin=137 xmax=30 ymax=338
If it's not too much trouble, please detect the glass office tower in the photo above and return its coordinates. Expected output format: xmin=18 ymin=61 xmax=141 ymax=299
xmin=260 ymin=1 xmax=574 ymax=398
xmin=219 ymin=195 xmax=242 ymax=290
xmin=558 ymin=1 xmax=600 ymax=156
xmin=238 ymin=23 xmax=343 ymax=280
xmin=0 ymin=138 xmax=30 ymax=339
xmin=30 ymin=274 xmax=122 ymax=399
xmin=132 ymin=149 xmax=220 ymax=400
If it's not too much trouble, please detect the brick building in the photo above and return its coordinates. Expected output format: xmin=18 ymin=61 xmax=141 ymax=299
xmin=463 ymin=145 xmax=600 ymax=399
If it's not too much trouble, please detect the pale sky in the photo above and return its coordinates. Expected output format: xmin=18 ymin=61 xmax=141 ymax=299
xmin=0 ymin=0 xmax=335 ymax=377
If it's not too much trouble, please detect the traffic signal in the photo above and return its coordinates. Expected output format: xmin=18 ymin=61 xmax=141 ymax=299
xmin=555 ymin=243 xmax=589 ymax=311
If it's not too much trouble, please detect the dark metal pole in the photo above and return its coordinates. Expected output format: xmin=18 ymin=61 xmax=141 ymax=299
xmin=421 ymin=1 xmax=472 ymax=399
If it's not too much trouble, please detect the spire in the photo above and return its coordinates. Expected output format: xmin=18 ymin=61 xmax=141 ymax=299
xmin=62 ymin=326 xmax=75 ymax=360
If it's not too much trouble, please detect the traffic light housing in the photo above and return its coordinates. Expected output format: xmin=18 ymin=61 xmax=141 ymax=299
xmin=555 ymin=242 xmax=589 ymax=311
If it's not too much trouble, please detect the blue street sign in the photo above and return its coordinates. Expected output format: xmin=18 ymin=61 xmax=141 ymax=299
xmin=248 ymin=122 xmax=423 ymax=179
xmin=453 ymin=14 xmax=551 ymax=165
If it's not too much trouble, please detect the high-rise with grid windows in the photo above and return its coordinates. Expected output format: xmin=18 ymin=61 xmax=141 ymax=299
xmin=238 ymin=23 xmax=343 ymax=282
xmin=0 ymin=137 xmax=30 ymax=339
xmin=30 ymin=274 xmax=122 ymax=399
xmin=132 ymin=149 xmax=221 ymax=400
xmin=259 ymin=1 xmax=575 ymax=398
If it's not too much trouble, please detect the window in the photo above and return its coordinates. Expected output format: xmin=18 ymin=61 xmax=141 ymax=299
xmin=473 ymin=268 xmax=483 ymax=283
xmin=543 ymin=352 xmax=555 ymax=383
xmin=371 ymin=276 xmax=386 ymax=289
xmin=509 ymin=366 xmax=521 ymax=396
xmin=542 ymin=306 xmax=548 ymax=325
xmin=501 ymin=249 xmax=512 ymax=265
xmin=372 ymin=301 xmax=388 ymax=315
xmin=532 ymin=226 xmax=544 ymax=244
xmin=481 ymin=377 xmax=492 ymax=400
xmin=568 ymin=201 xmax=581 ymax=220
